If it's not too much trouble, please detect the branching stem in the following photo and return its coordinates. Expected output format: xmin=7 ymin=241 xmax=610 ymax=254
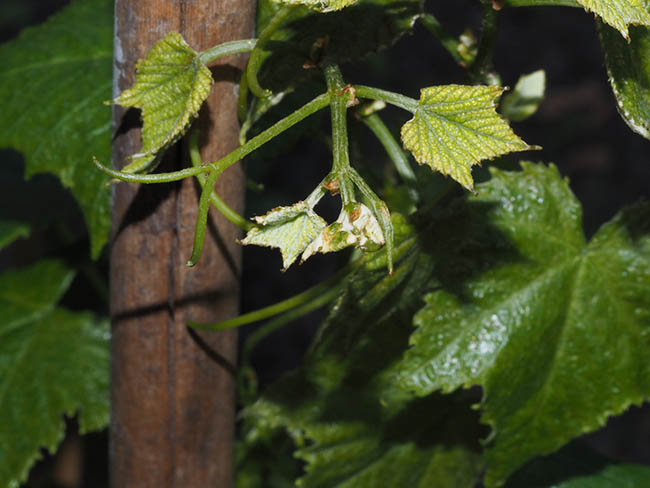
xmin=353 ymin=85 xmax=418 ymax=112
xmin=198 ymin=39 xmax=257 ymax=65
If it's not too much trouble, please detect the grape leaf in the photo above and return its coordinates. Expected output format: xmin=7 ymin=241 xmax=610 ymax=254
xmin=598 ymin=21 xmax=650 ymax=139
xmin=501 ymin=70 xmax=546 ymax=122
xmin=0 ymin=0 xmax=113 ymax=258
xmin=401 ymin=85 xmax=533 ymax=191
xmin=241 ymin=201 xmax=327 ymax=270
xmin=0 ymin=260 xmax=109 ymax=487
xmin=578 ymin=0 xmax=650 ymax=40
xmin=0 ymin=220 xmax=30 ymax=251
xmin=396 ymin=162 xmax=650 ymax=486
xmin=273 ymin=0 xmax=357 ymax=11
xmin=114 ymin=32 xmax=213 ymax=173
xmin=246 ymin=215 xmax=484 ymax=487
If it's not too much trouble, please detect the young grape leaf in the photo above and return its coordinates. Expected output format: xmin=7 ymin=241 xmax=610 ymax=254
xmin=396 ymin=162 xmax=650 ymax=486
xmin=401 ymin=85 xmax=533 ymax=191
xmin=113 ymin=32 xmax=213 ymax=173
xmin=273 ymin=0 xmax=357 ymax=11
xmin=246 ymin=215 xmax=484 ymax=487
xmin=241 ymin=201 xmax=327 ymax=270
xmin=0 ymin=220 xmax=30 ymax=251
xmin=598 ymin=21 xmax=650 ymax=139
xmin=578 ymin=0 xmax=650 ymax=40
xmin=0 ymin=260 xmax=109 ymax=487
xmin=0 ymin=0 xmax=112 ymax=258
xmin=501 ymin=70 xmax=546 ymax=122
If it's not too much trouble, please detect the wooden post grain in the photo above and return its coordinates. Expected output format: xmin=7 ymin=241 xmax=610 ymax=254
xmin=110 ymin=1 xmax=255 ymax=487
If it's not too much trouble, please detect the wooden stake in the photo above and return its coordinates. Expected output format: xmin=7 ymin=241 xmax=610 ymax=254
xmin=110 ymin=1 xmax=255 ymax=486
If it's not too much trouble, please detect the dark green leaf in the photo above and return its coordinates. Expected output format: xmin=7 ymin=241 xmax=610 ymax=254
xmin=246 ymin=215 xmax=484 ymax=487
xmin=0 ymin=260 xmax=110 ymax=487
xmin=599 ymin=21 xmax=650 ymax=139
xmin=0 ymin=0 xmax=113 ymax=258
xmin=397 ymin=162 xmax=650 ymax=486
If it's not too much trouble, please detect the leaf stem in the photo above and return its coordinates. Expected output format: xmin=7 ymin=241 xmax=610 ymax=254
xmin=246 ymin=5 xmax=295 ymax=98
xmin=347 ymin=168 xmax=394 ymax=273
xmin=188 ymin=130 xmax=253 ymax=231
xmin=189 ymin=263 xmax=352 ymax=331
xmin=353 ymin=85 xmax=418 ymax=112
xmin=358 ymin=112 xmax=419 ymax=202
xmin=187 ymin=168 xmax=222 ymax=267
xmin=324 ymin=63 xmax=356 ymax=205
xmin=241 ymin=280 xmax=344 ymax=365
xmin=198 ymin=39 xmax=257 ymax=65
xmin=418 ymin=14 xmax=464 ymax=65
xmin=93 ymin=157 xmax=214 ymax=183
xmin=469 ymin=2 xmax=501 ymax=85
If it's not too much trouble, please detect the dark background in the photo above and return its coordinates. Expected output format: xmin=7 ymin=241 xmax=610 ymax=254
xmin=1 ymin=0 xmax=649 ymax=486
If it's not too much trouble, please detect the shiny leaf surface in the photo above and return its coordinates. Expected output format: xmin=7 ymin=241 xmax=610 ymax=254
xmin=397 ymin=163 xmax=650 ymax=486
xmin=579 ymin=0 xmax=650 ymax=39
xmin=599 ymin=21 xmax=650 ymax=139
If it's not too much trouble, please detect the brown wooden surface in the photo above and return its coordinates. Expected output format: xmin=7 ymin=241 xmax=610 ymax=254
xmin=110 ymin=1 xmax=255 ymax=487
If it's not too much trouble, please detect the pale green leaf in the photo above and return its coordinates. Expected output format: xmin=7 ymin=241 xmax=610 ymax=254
xmin=0 ymin=0 xmax=113 ymax=258
xmin=501 ymin=70 xmax=546 ymax=122
xmin=0 ymin=220 xmax=30 ymax=251
xmin=0 ymin=260 xmax=109 ymax=487
xmin=598 ymin=21 xmax=650 ymax=139
xmin=114 ymin=32 xmax=213 ymax=173
xmin=396 ymin=162 xmax=650 ymax=486
xmin=578 ymin=0 xmax=650 ymax=39
xmin=272 ymin=0 xmax=357 ymax=11
xmin=246 ymin=215 xmax=484 ymax=487
xmin=241 ymin=202 xmax=327 ymax=270
xmin=401 ymin=85 xmax=533 ymax=191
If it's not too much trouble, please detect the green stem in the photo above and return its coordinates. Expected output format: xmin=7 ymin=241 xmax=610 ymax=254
xmin=241 ymin=281 xmax=343 ymax=367
xmin=470 ymin=2 xmax=501 ymax=85
xmin=324 ymin=63 xmax=355 ymax=205
xmin=208 ymin=93 xmax=329 ymax=174
xmin=358 ymin=112 xmax=419 ymax=202
xmin=237 ymin=70 xmax=250 ymax=123
xmin=353 ymin=85 xmax=418 ymax=112
xmin=418 ymin=14 xmax=464 ymax=65
xmin=198 ymin=39 xmax=257 ymax=65
xmin=94 ymin=157 xmax=214 ymax=183
xmin=187 ymin=168 xmax=221 ymax=267
xmin=189 ymin=263 xmax=352 ymax=331
xmin=347 ymin=167 xmax=394 ymax=274
xmin=246 ymin=5 xmax=295 ymax=98
xmin=188 ymin=131 xmax=253 ymax=231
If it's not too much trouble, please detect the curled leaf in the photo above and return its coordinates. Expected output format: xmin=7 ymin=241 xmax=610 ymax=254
xmin=241 ymin=202 xmax=327 ymax=270
xmin=302 ymin=202 xmax=384 ymax=261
